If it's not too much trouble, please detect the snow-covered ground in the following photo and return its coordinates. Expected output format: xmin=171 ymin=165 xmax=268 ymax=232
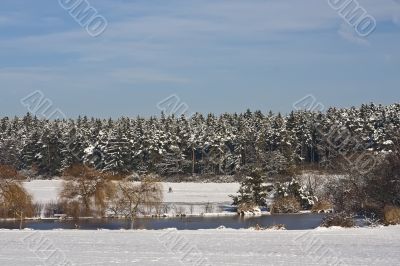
xmin=23 ymin=180 xmax=240 ymax=204
xmin=0 ymin=226 xmax=399 ymax=265
xmin=23 ymin=180 xmax=65 ymax=204
xmin=23 ymin=180 xmax=241 ymax=216
xmin=162 ymin=183 xmax=239 ymax=203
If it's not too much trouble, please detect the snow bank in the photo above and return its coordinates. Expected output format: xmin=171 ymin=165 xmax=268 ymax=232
xmin=0 ymin=226 xmax=399 ymax=265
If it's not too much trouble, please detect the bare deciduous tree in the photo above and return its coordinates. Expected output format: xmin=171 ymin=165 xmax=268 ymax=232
xmin=60 ymin=164 xmax=115 ymax=217
xmin=109 ymin=177 xmax=163 ymax=228
xmin=0 ymin=165 xmax=33 ymax=229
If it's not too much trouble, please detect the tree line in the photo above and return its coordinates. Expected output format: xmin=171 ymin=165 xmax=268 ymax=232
xmin=0 ymin=102 xmax=399 ymax=178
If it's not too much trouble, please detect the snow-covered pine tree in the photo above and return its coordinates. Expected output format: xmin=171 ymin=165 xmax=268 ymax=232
xmin=102 ymin=127 xmax=132 ymax=175
xmin=230 ymin=170 xmax=269 ymax=207
xmin=36 ymin=122 xmax=64 ymax=176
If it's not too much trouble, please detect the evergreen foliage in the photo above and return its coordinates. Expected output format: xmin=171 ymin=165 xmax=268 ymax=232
xmin=0 ymin=103 xmax=398 ymax=178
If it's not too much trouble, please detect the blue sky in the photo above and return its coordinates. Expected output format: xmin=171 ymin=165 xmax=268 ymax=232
xmin=0 ymin=0 xmax=399 ymax=118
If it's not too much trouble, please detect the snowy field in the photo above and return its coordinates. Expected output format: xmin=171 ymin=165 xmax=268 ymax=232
xmin=0 ymin=226 xmax=399 ymax=265
xmin=23 ymin=180 xmax=65 ymax=204
xmin=23 ymin=180 xmax=240 ymax=204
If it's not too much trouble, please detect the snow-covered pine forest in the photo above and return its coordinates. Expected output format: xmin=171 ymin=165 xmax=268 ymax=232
xmin=0 ymin=103 xmax=399 ymax=178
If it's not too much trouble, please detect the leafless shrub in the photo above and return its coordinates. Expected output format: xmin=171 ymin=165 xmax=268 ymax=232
xmin=321 ymin=212 xmax=355 ymax=228
xmin=271 ymin=197 xmax=301 ymax=214
xmin=365 ymin=142 xmax=400 ymax=208
xmin=311 ymin=200 xmax=334 ymax=213
xmin=324 ymin=175 xmax=365 ymax=214
xmin=322 ymin=137 xmax=400 ymax=218
xmin=383 ymin=205 xmax=400 ymax=225
xmin=60 ymin=200 xmax=82 ymax=220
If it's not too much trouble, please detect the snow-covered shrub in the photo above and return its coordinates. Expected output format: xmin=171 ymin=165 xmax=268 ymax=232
xmin=324 ymin=176 xmax=364 ymax=214
xmin=275 ymin=178 xmax=317 ymax=210
xmin=363 ymin=212 xmax=381 ymax=227
xmin=271 ymin=196 xmax=301 ymax=214
xmin=297 ymin=172 xmax=343 ymax=200
xmin=250 ymin=224 xmax=286 ymax=230
xmin=267 ymin=224 xmax=286 ymax=230
xmin=321 ymin=212 xmax=355 ymax=228
xmin=237 ymin=203 xmax=261 ymax=216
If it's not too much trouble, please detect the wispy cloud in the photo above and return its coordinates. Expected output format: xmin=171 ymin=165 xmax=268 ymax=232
xmin=109 ymin=68 xmax=190 ymax=84
xmin=0 ymin=0 xmax=399 ymax=116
